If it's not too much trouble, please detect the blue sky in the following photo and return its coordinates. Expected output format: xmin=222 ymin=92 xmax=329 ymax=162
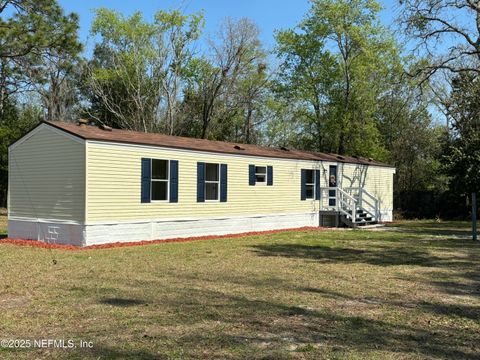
xmin=58 ymin=0 xmax=403 ymax=55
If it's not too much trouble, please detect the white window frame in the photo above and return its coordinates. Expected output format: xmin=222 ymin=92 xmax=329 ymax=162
xmin=255 ymin=165 xmax=267 ymax=184
xmin=150 ymin=159 xmax=170 ymax=202
xmin=305 ymin=169 xmax=315 ymax=200
xmin=205 ymin=163 xmax=220 ymax=202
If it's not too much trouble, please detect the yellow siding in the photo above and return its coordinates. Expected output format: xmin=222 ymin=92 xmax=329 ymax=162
xmin=9 ymin=125 xmax=85 ymax=221
xmin=340 ymin=163 xmax=394 ymax=210
xmin=85 ymin=142 xmax=321 ymax=222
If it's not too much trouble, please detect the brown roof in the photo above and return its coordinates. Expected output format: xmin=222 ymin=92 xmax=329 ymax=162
xmin=44 ymin=121 xmax=393 ymax=167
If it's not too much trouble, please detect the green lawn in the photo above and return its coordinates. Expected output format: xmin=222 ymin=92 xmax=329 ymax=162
xmin=0 ymin=221 xmax=479 ymax=359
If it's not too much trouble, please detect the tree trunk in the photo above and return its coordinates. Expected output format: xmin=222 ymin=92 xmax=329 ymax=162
xmin=473 ymin=192 xmax=478 ymax=241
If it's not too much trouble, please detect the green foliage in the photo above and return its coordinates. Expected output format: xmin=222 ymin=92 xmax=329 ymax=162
xmin=85 ymin=8 xmax=204 ymax=132
xmin=178 ymin=17 xmax=269 ymax=142
xmin=0 ymin=0 xmax=459 ymax=218
xmin=0 ymin=99 xmax=42 ymax=207
xmin=0 ymin=0 xmax=80 ymax=206
xmin=0 ymin=0 xmax=79 ymax=59
xmin=274 ymin=0 xmax=406 ymax=159
xmin=443 ymin=73 xmax=480 ymax=195
xmin=0 ymin=0 xmax=81 ymax=114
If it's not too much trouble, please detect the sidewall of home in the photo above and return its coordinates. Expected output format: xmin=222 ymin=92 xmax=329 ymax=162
xmin=85 ymin=141 xmax=322 ymax=223
xmin=8 ymin=124 xmax=86 ymax=242
xmin=339 ymin=163 xmax=395 ymax=221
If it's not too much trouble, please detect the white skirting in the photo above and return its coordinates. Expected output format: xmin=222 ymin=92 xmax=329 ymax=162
xmin=84 ymin=212 xmax=320 ymax=246
xmin=379 ymin=209 xmax=393 ymax=222
xmin=8 ymin=212 xmax=320 ymax=247
xmin=8 ymin=219 xmax=85 ymax=247
xmin=8 ymin=209 xmax=393 ymax=247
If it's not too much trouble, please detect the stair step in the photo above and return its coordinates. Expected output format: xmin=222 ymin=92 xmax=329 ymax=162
xmin=356 ymin=221 xmax=377 ymax=226
xmin=347 ymin=209 xmax=365 ymax=214
xmin=356 ymin=217 xmax=373 ymax=222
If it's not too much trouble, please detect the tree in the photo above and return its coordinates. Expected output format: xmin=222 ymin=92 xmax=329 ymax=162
xmin=400 ymin=0 xmax=480 ymax=223
xmin=232 ymin=61 xmax=270 ymax=143
xmin=274 ymin=26 xmax=338 ymax=151
xmin=275 ymin=0 xmax=403 ymax=158
xmin=85 ymin=8 xmax=203 ymax=132
xmin=443 ymin=73 xmax=480 ymax=196
xmin=179 ymin=18 xmax=267 ymax=140
xmin=399 ymin=0 xmax=480 ymax=78
xmin=27 ymin=38 xmax=82 ymax=121
xmin=0 ymin=0 xmax=80 ymax=207
xmin=0 ymin=99 xmax=42 ymax=207
xmin=378 ymin=83 xmax=444 ymax=193
xmin=155 ymin=10 xmax=204 ymax=135
xmin=0 ymin=0 xmax=80 ymax=117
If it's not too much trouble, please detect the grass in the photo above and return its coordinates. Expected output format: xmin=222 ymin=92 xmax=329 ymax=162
xmin=0 ymin=221 xmax=479 ymax=359
xmin=0 ymin=209 xmax=6 ymax=236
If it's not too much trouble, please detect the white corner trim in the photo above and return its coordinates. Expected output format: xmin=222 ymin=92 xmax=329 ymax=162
xmin=9 ymin=123 xmax=84 ymax=151
xmin=7 ymin=150 xmax=11 ymax=218
xmin=84 ymin=136 xmax=89 ymax=224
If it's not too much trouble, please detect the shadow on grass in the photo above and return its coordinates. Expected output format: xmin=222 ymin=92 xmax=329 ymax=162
xmin=142 ymin=288 xmax=480 ymax=359
xmin=390 ymin=221 xmax=474 ymax=238
xmin=100 ymin=298 xmax=146 ymax=307
xmin=421 ymin=302 xmax=480 ymax=321
xmin=251 ymin=229 xmax=480 ymax=301
xmin=429 ymin=277 xmax=480 ymax=298
xmin=73 ymin=346 xmax=166 ymax=360
xmin=250 ymin=243 xmax=469 ymax=267
xmin=301 ymin=285 xmax=480 ymax=320
xmin=65 ymin=275 xmax=480 ymax=359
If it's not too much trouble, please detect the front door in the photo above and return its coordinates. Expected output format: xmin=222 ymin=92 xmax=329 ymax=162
xmin=329 ymin=165 xmax=337 ymax=207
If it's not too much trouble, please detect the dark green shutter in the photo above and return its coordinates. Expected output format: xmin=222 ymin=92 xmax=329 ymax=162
xmin=169 ymin=160 xmax=178 ymax=203
xmin=267 ymin=166 xmax=273 ymax=186
xmin=249 ymin=164 xmax=255 ymax=185
xmin=315 ymin=169 xmax=320 ymax=200
xmin=197 ymin=162 xmax=205 ymax=202
xmin=141 ymin=158 xmax=151 ymax=203
xmin=220 ymin=164 xmax=227 ymax=202
xmin=300 ymin=169 xmax=306 ymax=201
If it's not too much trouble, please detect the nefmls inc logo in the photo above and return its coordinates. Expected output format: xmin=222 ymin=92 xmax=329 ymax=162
xmin=34 ymin=339 xmax=76 ymax=348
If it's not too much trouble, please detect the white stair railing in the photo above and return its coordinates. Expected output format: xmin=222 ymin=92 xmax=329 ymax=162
xmin=358 ymin=188 xmax=379 ymax=221
xmin=320 ymin=187 xmax=380 ymax=224
xmin=319 ymin=187 xmax=358 ymax=223
xmin=344 ymin=187 xmax=379 ymax=221
xmin=336 ymin=187 xmax=358 ymax=221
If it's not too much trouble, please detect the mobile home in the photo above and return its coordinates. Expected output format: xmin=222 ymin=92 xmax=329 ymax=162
xmin=8 ymin=121 xmax=395 ymax=246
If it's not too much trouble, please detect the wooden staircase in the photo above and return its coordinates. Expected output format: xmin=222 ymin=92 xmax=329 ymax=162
xmin=319 ymin=187 xmax=379 ymax=228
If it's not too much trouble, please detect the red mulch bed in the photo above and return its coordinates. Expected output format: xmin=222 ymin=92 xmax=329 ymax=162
xmin=0 ymin=226 xmax=324 ymax=251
